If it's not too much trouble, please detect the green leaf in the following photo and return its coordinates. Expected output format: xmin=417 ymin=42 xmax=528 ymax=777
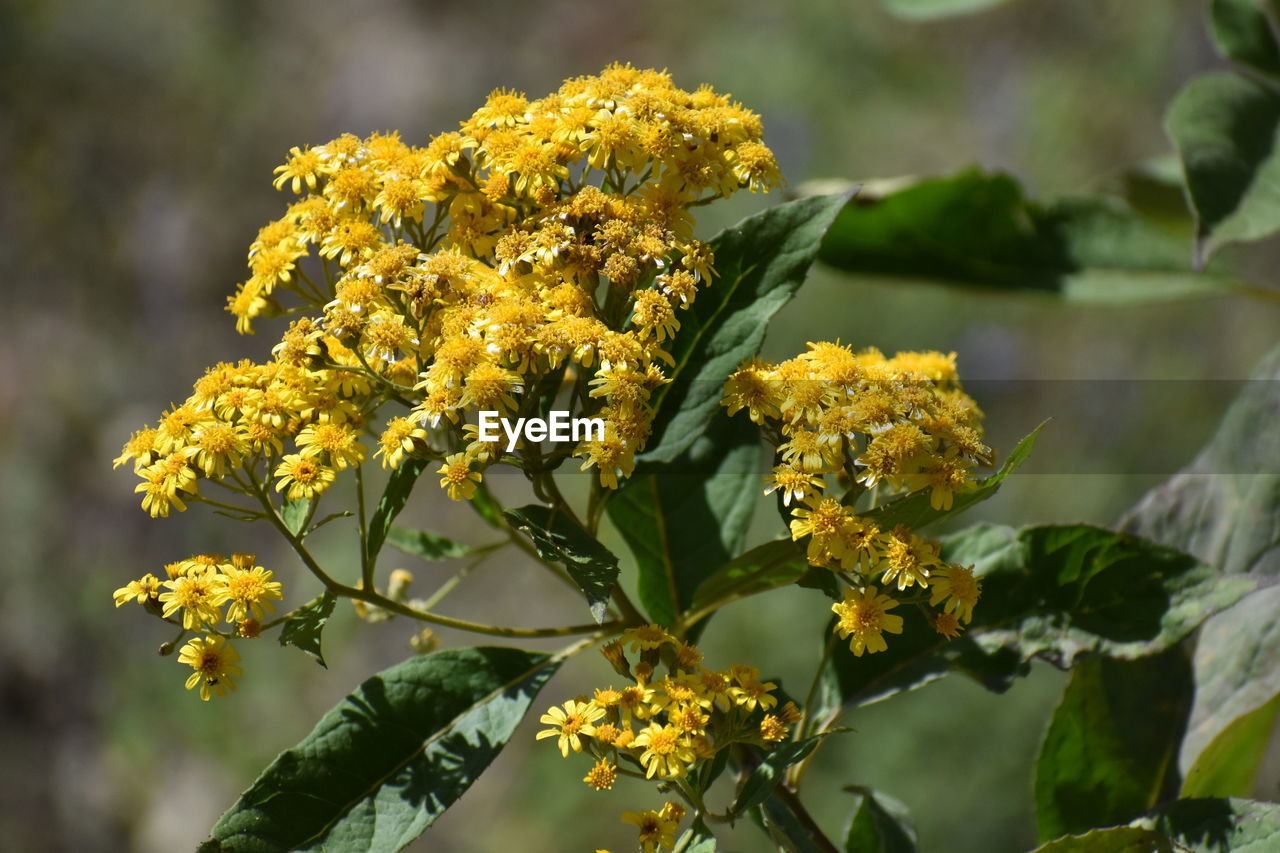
xmin=366 ymin=457 xmax=430 ymax=563
xmin=609 ymin=414 xmax=761 ymax=627
xmin=757 ymin=797 xmax=829 ymax=853
xmin=880 ymin=0 xmax=1016 ymax=19
xmin=202 ymin=647 xmax=558 ymax=853
xmin=1034 ymin=646 xmax=1192 ymax=841
xmin=843 ymin=787 xmax=918 ymax=853
xmin=733 ymin=737 xmax=827 ymax=817
xmin=866 ymin=420 xmax=1046 ymax=532
xmin=386 ymin=526 xmax=474 ymax=562
xmin=505 ymin=505 xmax=620 ymax=623
xmin=281 ymin=498 xmax=311 ymax=537
xmin=688 ymin=538 xmax=808 ymax=619
xmin=1121 ymin=342 xmax=1280 ymax=577
xmin=825 ymin=525 xmax=1255 ymax=710
xmin=1165 ymin=71 xmax=1280 ymax=260
xmin=642 ymin=192 xmax=852 ymax=464
xmin=1181 ymin=585 xmax=1280 ymax=771
xmin=278 ymin=592 xmax=337 ymax=668
xmin=1211 ymin=0 xmax=1280 ymax=77
xmin=1033 ymin=798 xmax=1280 ymax=851
xmin=1029 ymin=826 xmax=1173 ymax=852
xmin=675 ymin=820 xmax=718 ymax=853
xmin=818 ymin=170 xmax=1234 ymax=300
xmin=1182 ymin=692 xmax=1280 ymax=799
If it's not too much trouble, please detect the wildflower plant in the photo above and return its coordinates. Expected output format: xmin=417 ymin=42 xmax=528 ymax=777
xmin=112 ymin=53 xmax=1280 ymax=853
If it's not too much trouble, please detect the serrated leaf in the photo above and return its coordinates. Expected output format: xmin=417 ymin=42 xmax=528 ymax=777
xmin=1211 ymin=0 xmax=1280 ymax=77
xmin=1166 ymin=71 xmax=1280 ymax=260
xmin=609 ymin=414 xmax=761 ymax=627
xmin=278 ymin=592 xmax=337 ymax=668
xmin=818 ymin=169 xmax=1234 ymax=300
xmin=1138 ymin=798 xmax=1280 ymax=852
xmin=823 ymin=525 xmax=1254 ymax=711
xmin=843 ymin=786 xmax=918 ymax=853
xmin=1182 ymin=692 xmax=1280 ymax=799
xmin=366 ymin=457 xmax=430 ymax=563
xmin=281 ymin=498 xmax=311 ymax=537
xmin=642 ymin=192 xmax=852 ymax=464
xmin=505 ymin=505 xmax=620 ymax=623
xmin=1034 ymin=646 xmax=1192 ymax=841
xmin=386 ymin=526 xmax=474 ymax=562
xmin=866 ymin=421 xmax=1045 ymax=532
xmin=201 ymin=647 xmax=557 ymax=853
xmin=1029 ymin=826 xmax=1173 ymax=852
xmin=732 ymin=737 xmax=827 ymax=817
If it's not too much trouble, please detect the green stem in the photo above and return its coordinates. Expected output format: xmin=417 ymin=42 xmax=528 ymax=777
xmin=356 ymin=464 xmax=371 ymax=590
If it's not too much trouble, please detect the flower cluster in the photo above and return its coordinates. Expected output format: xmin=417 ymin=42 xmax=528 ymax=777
xmin=536 ymin=626 xmax=797 ymax=851
xmin=723 ymin=343 xmax=989 ymax=651
xmin=115 ymin=64 xmax=782 ymax=527
xmin=112 ymin=553 xmax=283 ymax=699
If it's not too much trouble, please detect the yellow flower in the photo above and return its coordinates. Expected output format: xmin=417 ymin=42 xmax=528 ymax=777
xmin=621 ymin=805 xmax=680 ymax=853
xmin=295 ymin=422 xmax=366 ymax=470
xmin=222 ymin=556 xmax=284 ymax=623
xmin=928 ymin=563 xmax=981 ymax=623
xmin=760 ymin=714 xmax=789 ymax=742
xmin=535 ymin=700 xmax=604 ymax=757
xmin=437 ymin=453 xmax=482 ymax=501
xmin=583 ymin=758 xmax=617 ymax=791
xmin=933 ymin=611 xmax=964 ymax=639
xmin=632 ymin=722 xmax=696 ymax=779
xmin=178 ymin=635 xmax=242 ymax=701
xmin=113 ymin=573 xmax=161 ymax=607
xmin=375 ymin=417 xmax=426 ymax=470
xmin=832 ymin=585 xmax=904 ymax=656
xmin=159 ymin=572 xmax=228 ymax=629
xmin=274 ymin=454 xmax=337 ymax=501
xmin=623 ymin=623 xmax=672 ymax=652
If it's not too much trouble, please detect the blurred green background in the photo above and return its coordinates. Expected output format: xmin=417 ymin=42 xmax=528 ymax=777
xmin=4 ymin=0 xmax=1279 ymax=850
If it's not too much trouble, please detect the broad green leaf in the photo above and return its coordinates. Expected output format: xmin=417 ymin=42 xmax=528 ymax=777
xmin=733 ymin=737 xmax=827 ymax=817
xmin=609 ymin=414 xmax=761 ymax=627
xmin=1182 ymin=693 xmax=1280 ymax=799
xmin=505 ymin=505 xmax=620 ymax=623
xmin=688 ymin=538 xmax=808 ymax=619
xmin=278 ymin=592 xmax=337 ymax=668
xmin=1137 ymin=798 xmax=1280 ymax=852
xmin=880 ymin=0 xmax=1015 ymax=19
xmin=366 ymin=457 xmax=430 ymax=562
xmin=1179 ymin=586 xmax=1280 ymax=780
xmin=201 ymin=647 xmax=557 ymax=853
xmin=1122 ymin=345 xmax=1280 ymax=781
xmin=281 ymin=498 xmax=311 ymax=537
xmin=1166 ymin=72 xmax=1280 ymax=259
xmin=1034 ymin=646 xmax=1192 ymax=841
xmin=866 ymin=421 xmax=1045 ymax=532
xmin=1034 ymin=798 xmax=1280 ymax=851
xmin=1121 ymin=342 xmax=1280 ymax=577
xmin=843 ymin=787 xmax=918 ymax=853
xmin=818 ymin=170 xmax=1234 ymax=300
xmin=386 ymin=526 xmax=474 ymax=562
xmin=642 ymin=192 xmax=852 ymax=464
xmin=1211 ymin=0 xmax=1280 ymax=77
xmin=1030 ymin=826 xmax=1173 ymax=852
xmin=824 ymin=525 xmax=1254 ymax=711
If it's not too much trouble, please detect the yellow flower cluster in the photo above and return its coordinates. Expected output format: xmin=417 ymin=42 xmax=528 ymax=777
xmin=112 ymin=553 xmax=282 ymax=699
xmin=115 ymin=64 xmax=781 ymax=523
xmin=722 ymin=343 xmax=989 ymax=652
xmin=536 ymin=626 xmax=796 ymax=850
